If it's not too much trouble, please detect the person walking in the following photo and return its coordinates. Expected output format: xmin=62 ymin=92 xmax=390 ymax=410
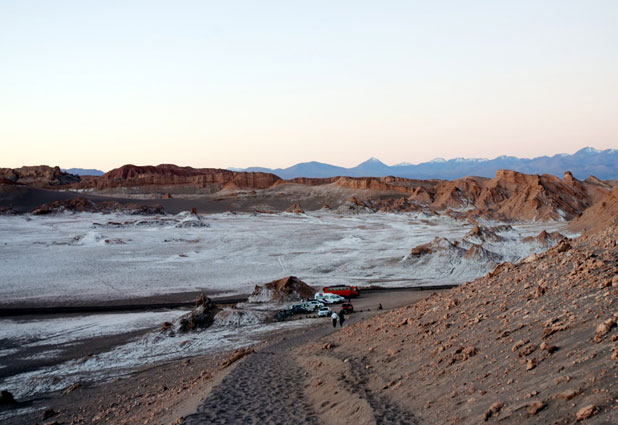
xmin=331 ymin=311 xmax=339 ymax=328
xmin=339 ymin=309 xmax=345 ymax=327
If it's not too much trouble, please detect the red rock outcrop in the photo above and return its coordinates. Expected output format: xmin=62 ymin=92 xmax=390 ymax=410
xmin=284 ymin=170 xmax=609 ymax=221
xmin=249 ymin=276 xmax=316 ymax=302
xmin=382 ymin=170 xmax=607 ymax=221
xmin=332 ymin=176 xmax=421 ymax=193
xmin=72 ymin=164 xmax=281 ymax=191
xmin=0 ymin=166 xmax=80 ymax=187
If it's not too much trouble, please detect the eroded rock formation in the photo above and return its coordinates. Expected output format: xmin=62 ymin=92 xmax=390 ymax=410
xmin=249 ymin=276 xmax=316 ymax=303
xmin=3 ymin=162 xmax=613 ymax=222
xmin=0 ymin=166 xmax=80 ymax=187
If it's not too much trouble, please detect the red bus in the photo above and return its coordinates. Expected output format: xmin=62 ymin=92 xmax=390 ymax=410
xmin=322 ymin=285 xmax=360 ymax=298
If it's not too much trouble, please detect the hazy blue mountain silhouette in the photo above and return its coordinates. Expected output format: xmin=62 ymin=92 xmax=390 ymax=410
xmin=234 ymin=147 xmax=618 ymax=180
xmin=245 ymin=161 xmax=348 ymax=179
xmin=62 ymin=168 xmax=105 ymax=176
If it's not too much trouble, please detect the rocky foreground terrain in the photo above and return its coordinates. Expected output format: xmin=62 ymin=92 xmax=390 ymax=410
xmin=298 ymin=223 xmax=617 ymax=424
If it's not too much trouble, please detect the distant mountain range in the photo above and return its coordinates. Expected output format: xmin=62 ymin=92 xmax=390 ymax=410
xmin=62 ymin=168 xmax=105 ymax=176
xmin=231 ymin=147 xmax=618 ymax=180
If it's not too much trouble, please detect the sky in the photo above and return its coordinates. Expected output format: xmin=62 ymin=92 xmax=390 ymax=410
xmin=1 ymin=0 xmax=618 ymax=171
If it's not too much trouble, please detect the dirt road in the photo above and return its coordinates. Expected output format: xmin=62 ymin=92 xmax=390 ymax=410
xmin=182 ymin=325 xmax=333 ymax=425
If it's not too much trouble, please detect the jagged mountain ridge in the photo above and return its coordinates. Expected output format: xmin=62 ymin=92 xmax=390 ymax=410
xmin=235 ymin=147 xmax=618 ymax=180
xmin=70 ymin=165 xmax=611 ymax=221
xmin=2 ymin=162 xmax=613 ymax=222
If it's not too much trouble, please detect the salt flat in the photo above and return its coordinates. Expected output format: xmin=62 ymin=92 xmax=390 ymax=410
xmin=0 ymin=211 xmax=570 ymax=305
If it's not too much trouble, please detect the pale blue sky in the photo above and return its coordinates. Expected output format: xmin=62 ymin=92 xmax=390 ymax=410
xmin=2 ymin=1 xmax=617 ymax=170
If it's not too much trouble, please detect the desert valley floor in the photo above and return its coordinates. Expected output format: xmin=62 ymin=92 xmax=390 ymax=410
xmin=0 ymin=210 xmax=572 ymax=415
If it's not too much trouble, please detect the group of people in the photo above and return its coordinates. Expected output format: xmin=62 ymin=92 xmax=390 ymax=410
xmin=331 ymin=309 xmax=345 ymax=328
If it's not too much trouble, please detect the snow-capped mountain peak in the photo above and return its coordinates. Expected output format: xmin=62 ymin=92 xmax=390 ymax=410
xmin=577 ymin=147 xmax=601 ymax=154
xmin=357 ymin=157 xmax=387 ymax=167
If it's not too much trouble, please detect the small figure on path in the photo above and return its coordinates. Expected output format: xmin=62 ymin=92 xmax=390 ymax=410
xmin=378 ymin=303 xmax=383 ymax=310
xmin=331 ymin=312 xmax=339 ymax=328
xmin=339 ymin=310 xmax=345 ymax=327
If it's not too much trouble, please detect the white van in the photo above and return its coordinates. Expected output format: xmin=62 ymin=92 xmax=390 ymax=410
xmin=314 ymin=292 xmax=345 ymax=304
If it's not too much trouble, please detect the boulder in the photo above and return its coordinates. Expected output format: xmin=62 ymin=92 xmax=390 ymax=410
xmin=164 ymin=294 xmax=220 ymax=334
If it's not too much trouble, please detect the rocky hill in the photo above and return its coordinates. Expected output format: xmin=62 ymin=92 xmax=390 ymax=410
xmin=0 ymin=166 xmax=80 ymax=187
xmin=71 ymin=164 xmax=281 ymax=193
xmin=330 ymin=170 xmax=608 ymax=221
xmin=300 ymin=224 xmax=618 ymax=424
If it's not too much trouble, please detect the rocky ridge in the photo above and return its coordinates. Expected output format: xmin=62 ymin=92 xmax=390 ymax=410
xmin=31 ymin=197 xmax=165 ymax=215
xmin=284 ymin=170 xmax=608 ymax=222
xmin=72 ymin=164 xmax=281 ymax=193
xmin=2 ymin=163 xmax=613 ymax=222
xmin=0 ymin=166 xmax=81 ymax=187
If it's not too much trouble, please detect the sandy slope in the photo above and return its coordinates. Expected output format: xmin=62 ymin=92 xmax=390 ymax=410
xmin=297 ymin=226 xmax=617 ymax=424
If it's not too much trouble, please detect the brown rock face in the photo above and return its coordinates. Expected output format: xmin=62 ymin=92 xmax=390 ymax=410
xmin=73 ymin=164 xmax=281 ymax=192
xmin=0 ymin=166 xmax=80 ymax=187
xmin=403 ymin=169 xmax=607 ymax=221
xmin=250 ymin=276 xmax=316 ymax=302
xmin=291 ymin=169 xmax=606 ymax=221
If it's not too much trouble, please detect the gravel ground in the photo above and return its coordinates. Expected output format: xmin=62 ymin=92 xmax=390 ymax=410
xmin=183 ymin=324 xmax=335 ymax=425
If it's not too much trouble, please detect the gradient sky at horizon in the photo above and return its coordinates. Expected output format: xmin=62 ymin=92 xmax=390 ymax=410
xmin=2 ymin=0 xmax=618 ymax=171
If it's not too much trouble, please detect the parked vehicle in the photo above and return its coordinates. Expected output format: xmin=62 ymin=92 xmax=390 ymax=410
xmin=341 ymin=302 xmax=354 ymax=314
xmin=274 ymin=309 xmax=294 ymax=321
xmin=317 ymin=306 xmax=331 ymax=317
xmin=306 ymin=300 xmax=325 ymax=309
xmin=292 ymin=301 xmax=318 ymax=312
xmin=322 ymin=285 xmax=360 ymax=298
xmin=314 ymin=292 xmax=345 ymax=304
xmin=291 ymin=304 xmax=312 ymax=314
